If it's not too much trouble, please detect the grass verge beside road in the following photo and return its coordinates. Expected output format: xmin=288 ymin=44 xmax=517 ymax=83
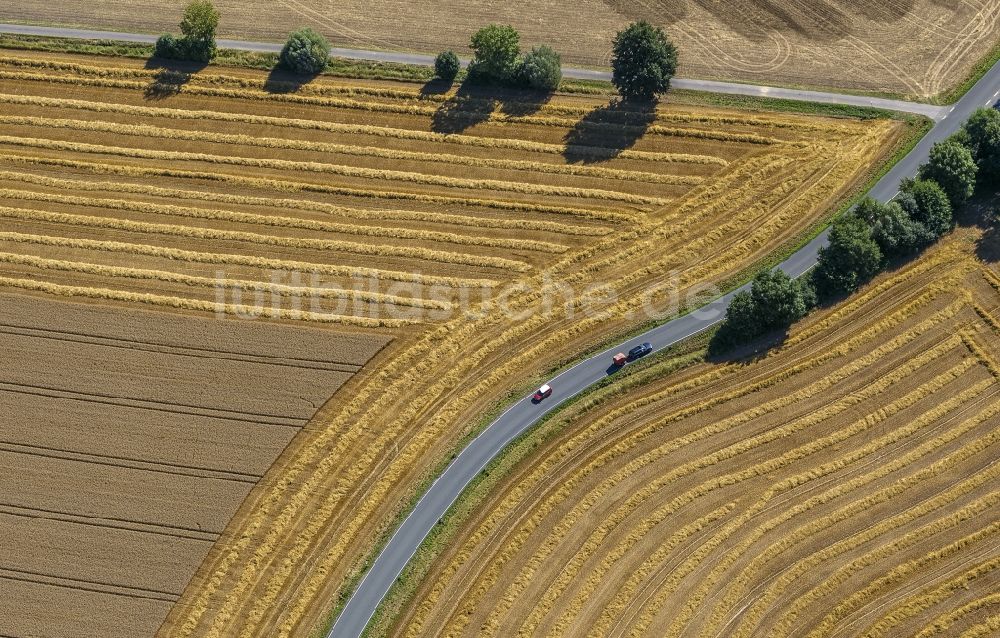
xmin=934 ymin=40 xmax=1000 ymax=106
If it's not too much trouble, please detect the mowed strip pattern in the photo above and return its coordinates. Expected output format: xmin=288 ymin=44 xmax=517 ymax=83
xmin=0 ymin=293 xmax=389 ymax=638
xmin=0 ymin=49 xmax=765 ymax=329
xmin=84 ymin=53 xmax=909 ymax=638
xmin=394 ymin=234 xmax=1000 ymax=638
xmin=0 ymin=48 xmax=903 ymax=638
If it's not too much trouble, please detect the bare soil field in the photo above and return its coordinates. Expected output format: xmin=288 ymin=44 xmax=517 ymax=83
xmin=0 ymin=48 xmax=911 ymax=637
xmin=0 ymin=292 xmax=388 ymax=638
xmin=4 ymin=1 xmax=1000 ymax=98
xmin=392 ymin=228 xmax=1000 ymax=638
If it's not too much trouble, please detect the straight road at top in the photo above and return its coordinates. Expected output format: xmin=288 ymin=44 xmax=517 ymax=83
xmin=328 ymin=57 xmax=1000 ymax=638
xmin=0 ymin=23 xmax=947 ymax=120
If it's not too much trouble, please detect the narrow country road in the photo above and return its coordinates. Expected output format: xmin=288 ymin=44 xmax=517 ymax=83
xmin=328 ymin=60 xmax=1000 ymax=638
xmin=1 ymin=21 xmax=996 ymax=638
xmin=0 ymin=23 xmax=947 ymax=119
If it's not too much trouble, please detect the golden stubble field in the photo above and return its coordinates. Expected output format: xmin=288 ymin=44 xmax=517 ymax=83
xmin=394 ymin=228 xmax=1000 ymax=638
xmin=0 ymin=47 xmax=909 ymax=636
xmin=5 ymin=0 xmax=1000 ymax=98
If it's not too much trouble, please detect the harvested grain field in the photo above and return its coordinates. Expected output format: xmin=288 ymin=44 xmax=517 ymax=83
xmin=390 ymin=228 xmax=1000 ymax=638
xmin=0 ymin=47 xmax=911 ymax=637
xmin=0 ymin=292 xmax=388 ymax=638
xmin=4 ymin=1 xmax=1000 ymax=98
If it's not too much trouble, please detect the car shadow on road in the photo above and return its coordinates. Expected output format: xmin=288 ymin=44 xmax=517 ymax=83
xmin=605 ymin=363 xmax=625 ymax=376
xmin=143 ymin=57 xmax=207 ymax=100
xmin=563 ymin=99 xmax=656 ymax=164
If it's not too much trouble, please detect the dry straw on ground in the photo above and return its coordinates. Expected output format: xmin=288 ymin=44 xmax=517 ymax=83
xmin=394 ymin=231 xmax=1000 ymax=638
xmin=0 ymin=49 xmax=907 ymax=637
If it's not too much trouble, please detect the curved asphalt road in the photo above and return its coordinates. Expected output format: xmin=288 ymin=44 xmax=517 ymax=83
xmin=1 ymin=21 xmax=996 ymax=636
xmin=0 ymin=23 xmax=946 ymax=119
xmin=328 ymin=59 xmax=1000 ymax=638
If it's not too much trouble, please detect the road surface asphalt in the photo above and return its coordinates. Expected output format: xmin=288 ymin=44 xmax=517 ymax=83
xmin=0 ymin=23 xmax=947 ymax=120
xmin=328 ymin=61 xmax=1000 ymax=638
xmin=1 ymin=20 xmax=996 ymax=638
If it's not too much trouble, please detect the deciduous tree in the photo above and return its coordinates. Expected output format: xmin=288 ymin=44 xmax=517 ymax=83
xmin=280 ymin=27 xmax=331 ymax=75
xmin=520 ymin=45 xmax=561 ymax=91
xmin=610 ymin=21 xmax=678 ymax=101
xmin=919 ymin=138 xmax=978 ymax=208
xmin=434 ymin=50 xmax=461 ymax=83
xmin=962 ymin=107 xmax=1000 ymax=182
xmin=468 ymin=24 xmax=520 ymax=84
xmin=813 ymin=213 xmax=883 ymax=298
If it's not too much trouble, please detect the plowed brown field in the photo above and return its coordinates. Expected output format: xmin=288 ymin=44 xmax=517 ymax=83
xmin=0 ymin=292 xmax=388 ymax=638
xmin=392 ymin=228 xmax=1000 ymax=638
xmin=0 ymin=48 xmax=910 ymax=637
xmin=5 ymin=1 xmax=1000 ymax=98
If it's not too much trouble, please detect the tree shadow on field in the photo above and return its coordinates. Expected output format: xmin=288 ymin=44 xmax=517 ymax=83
xmin=968 ymin=192 xmax=1000 ymax=264
xmin=496 ymin=88 xmax=551 ymax=118
xmin=143 ymin=57 xmax=207 ymax=100
xmin=431 ymin=81 xmax=496 ymax=134
xmin=705 ymin=284 xmax=849 ymax=364
xmin=263 ymin=64 xmax=318 ymax=94
xmin=430 ymin=79 xmax=553 ymax=135
xmin=562 ymin=99 xmax=655 ymax=164
xmin=419 ymin=78 xmax=452 ymax=97
xmin=954 ymin=186 xmax=1000 ymax=263
xmin=705 ymin=328 xmax=791 ymax=365
xmin=978 ymin=223 xmax=999 ymax=263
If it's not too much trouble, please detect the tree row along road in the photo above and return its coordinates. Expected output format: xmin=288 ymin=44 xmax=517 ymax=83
xmin=0 ymin=23 xmax=947 ymax=119
xmin=0 ymin=21 xmax=993 ymax=638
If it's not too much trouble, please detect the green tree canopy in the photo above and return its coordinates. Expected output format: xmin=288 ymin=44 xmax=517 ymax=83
xmin=715 ymin=289 xmax=759 ymax=346
xmin=748 ymin=269 xmax=808 ymax=332
xmin=712 ymin=269 xmax=809 ymax=351
xmin=854 ymin=196 xmax=889 ymax=224
xmin=918 ymin=137 xmax=978 ymax=208
xmin=962 ymin=107 xmax=1000 ymax=182
xmin=434 ymin=50 xmax=461 ymax=83
xmin=180 ymin=0 xmax=219 ymax=40
xmin=519 ymin=45 xmax=562 ymax=91
xmin=179 ymin=0 xmax=219 ymax=60
xmin=812 ymin=213 xmax=883 ymax=298
xmin=899 ymin=178 xmax=953 ymax=238
xmin=155 ymin=0 xmax=219 ymax=62
xmin=468 ymin=24 xmax=520 ymax=84
xmin=610 ymin=21 xmax=678 ymax=101
xmin=870 ymin=200 xmax=934 ymax=258
xmin=279 ymin=27 xmax=330 ymax=75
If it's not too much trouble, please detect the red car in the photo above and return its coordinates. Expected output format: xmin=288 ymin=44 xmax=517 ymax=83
xmin=532 ymin=383 xmax=553 ymax=401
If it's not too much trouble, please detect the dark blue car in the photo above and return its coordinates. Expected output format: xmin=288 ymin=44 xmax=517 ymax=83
xmin=627 ymin=342 xmax=653 ymax=360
